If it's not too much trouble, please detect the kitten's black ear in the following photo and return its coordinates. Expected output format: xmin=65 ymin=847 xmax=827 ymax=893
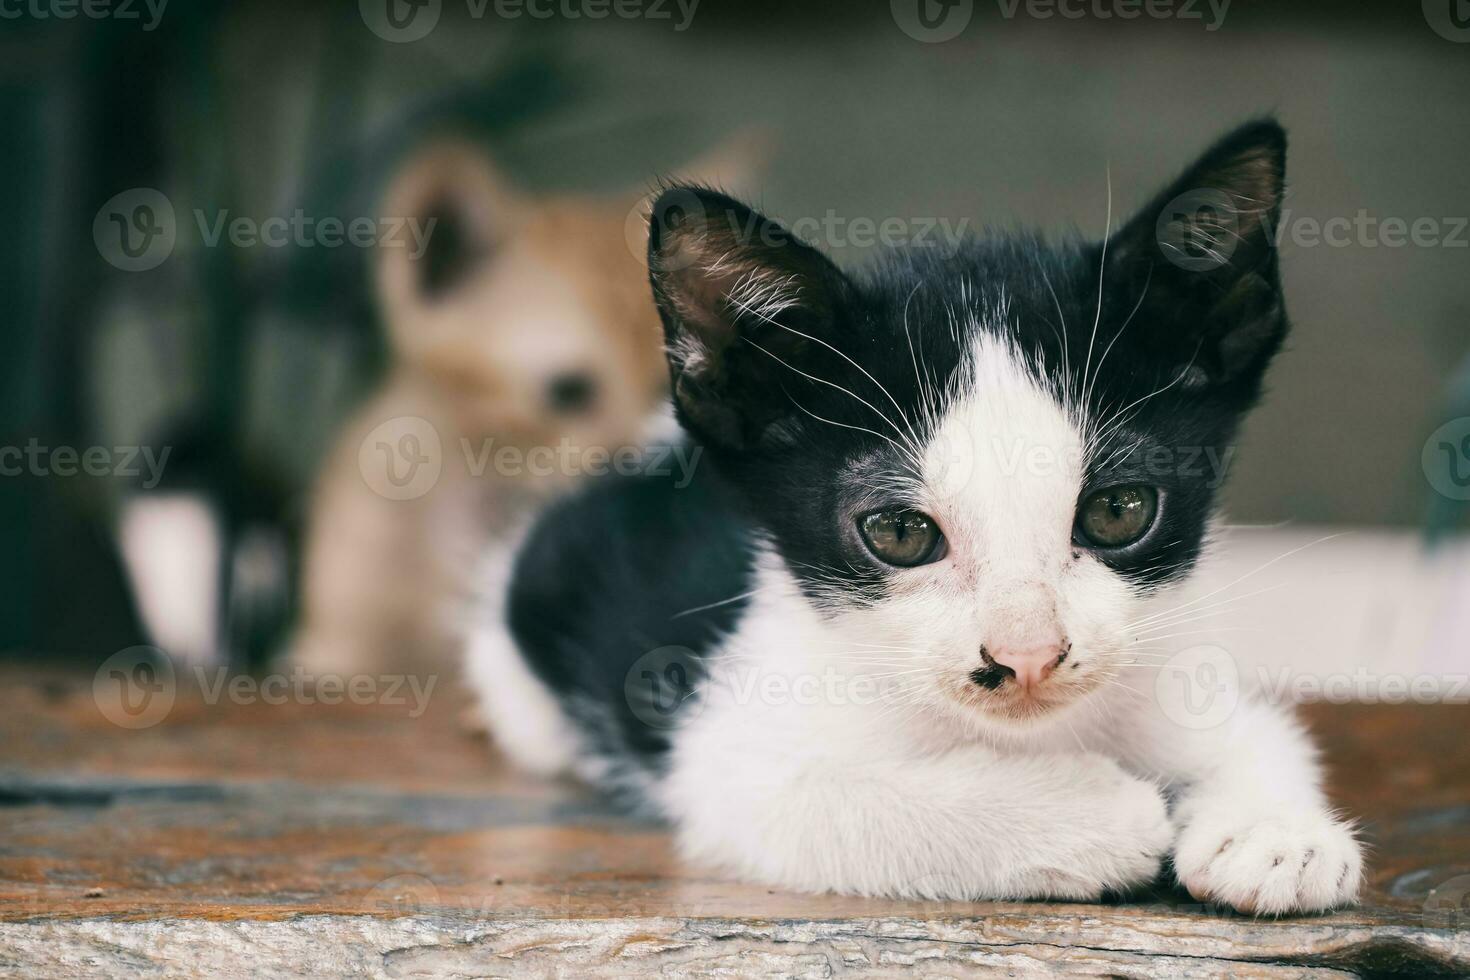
xmin=648 ymin=186 xmax=852 ymax=450
xmin=1107 ymin=120 xmax=1288 ymax=389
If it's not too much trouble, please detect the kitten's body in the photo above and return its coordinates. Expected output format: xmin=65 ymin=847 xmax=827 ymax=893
xmin=467 ymin=122 xmax=1363 ymax=913
xmin=296 ymin=142 xmax=670 ymax=675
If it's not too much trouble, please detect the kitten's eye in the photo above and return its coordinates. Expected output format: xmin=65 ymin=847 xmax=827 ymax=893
xmin=1076 ymin=486 xmax=1158 ymax=549
xmin=858 ymin=509 xmax=946 ymax=567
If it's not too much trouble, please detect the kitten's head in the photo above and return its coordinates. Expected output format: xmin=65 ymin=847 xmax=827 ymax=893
xmin=377 ymin=139 xmax=667 ymax=450
xmin=648 ymin=121 xmax=1289 ymax=732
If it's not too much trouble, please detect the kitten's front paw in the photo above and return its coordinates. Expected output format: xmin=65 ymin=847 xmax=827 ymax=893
xmin=1173 ymin=809 xmax=1363 ymax=915
xmin=1030 ymin=760 xmax=1174 ymax=900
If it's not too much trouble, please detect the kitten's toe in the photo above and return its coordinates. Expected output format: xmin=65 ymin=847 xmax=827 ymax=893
xmin=1174 ymin=810 xmax=1362 ymax=915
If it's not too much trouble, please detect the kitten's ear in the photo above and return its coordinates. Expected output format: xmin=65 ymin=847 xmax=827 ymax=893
xmin=375 ymin=140 xmax=522 ymax=346
xmin=648 ymin=186 xmax=852 ymax=450
xmin=1107 ymin=120 xmax=1288 ymax=388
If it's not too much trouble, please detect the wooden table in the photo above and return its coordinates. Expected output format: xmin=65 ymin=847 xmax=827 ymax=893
xmin=0 ymin=667 xmax=1466 ymax=978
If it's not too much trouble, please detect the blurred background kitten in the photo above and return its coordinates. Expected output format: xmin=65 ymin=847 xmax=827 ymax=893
xmin=295 ymin=137 xmax=754 ymax=676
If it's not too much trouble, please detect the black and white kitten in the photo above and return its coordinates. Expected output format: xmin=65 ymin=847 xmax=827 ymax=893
xmin=466 ymin=120 xmax=1363 ymax=914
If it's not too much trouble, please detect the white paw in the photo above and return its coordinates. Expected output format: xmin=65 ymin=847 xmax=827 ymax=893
xmin=1173 ymin=809 xmax=1363 ymax=915
xmin=1093 ymin=764 xmax=1177 ymax=891
xmin=1022 ymin=761 xmax=1174 ymax=900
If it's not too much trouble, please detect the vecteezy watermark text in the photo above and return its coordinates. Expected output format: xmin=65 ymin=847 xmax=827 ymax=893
xmin=637 ymin=190 xmax=973 ymax=268
xmin=94 ymin=646 xmax=438 ymax=729
xmin=193 ymin=210 xmax=437 ymax=256
xmin=358 ymin=416 xmax=703 ymax=501
xmin=996 ymin=0 xmax=1230 ymax=30
xmin=625 ymin=647 xmax=913 ymax=729
xmin=194 ymin=666 xmax=437 ymax=717
xmin=1156 ymin=188 xmax=1468 ymax=272
xmin=359 ymin=0 xmax=698 ymax=43
xmin=891 ymin=0 xmax=1229 ymax=43
xmin=466 ymin=0 xmax=698 ymax=28
xmin=1256 ymin=666 xmax=1470 ymax=705
xmin=1272 ymin=209 xmax=1468 ymax=250
xmin=1156 ymin=643 xmax=1470 ymax=731
xmin=923 ymin=430 xmax=1238 ymax=501
xmin=461 ymin=438 xmax=702 ymax=486
xmin=94 ymin=187 xmax=438 ymax=273
xmin=0 ymin=440 xmax=170 ymax=488
xmin=0 ymin=0 xmax=167 ymax=30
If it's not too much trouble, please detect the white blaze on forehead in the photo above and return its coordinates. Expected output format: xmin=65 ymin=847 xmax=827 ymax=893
xmin=922 ymin=334 xmax=1085 ymax=567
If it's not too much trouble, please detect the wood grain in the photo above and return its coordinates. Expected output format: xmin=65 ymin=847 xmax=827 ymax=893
xmin=0 ymin=667 xmax=1466 ymax=977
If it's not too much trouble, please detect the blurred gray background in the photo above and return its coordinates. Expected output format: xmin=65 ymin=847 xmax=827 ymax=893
xmin=4 ymin=0 xmax=1468 ymax=658
xmin=523 ymin=7 xmax=1469 ymax=528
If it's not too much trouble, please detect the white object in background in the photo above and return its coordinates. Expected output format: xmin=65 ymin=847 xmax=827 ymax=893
xmin=1171 ymin=525 xmax=1470 ymax=701
xmin=116 ymin=493 xmax=223 ymax=666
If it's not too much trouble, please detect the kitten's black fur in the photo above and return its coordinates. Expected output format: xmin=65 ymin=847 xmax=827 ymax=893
xmin=504 ymin=120 xmax=1289 ymax=785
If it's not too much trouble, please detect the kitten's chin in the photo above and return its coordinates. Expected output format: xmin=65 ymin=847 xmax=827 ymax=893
xmin=937 ymin=673 xmax=1094 ymax=731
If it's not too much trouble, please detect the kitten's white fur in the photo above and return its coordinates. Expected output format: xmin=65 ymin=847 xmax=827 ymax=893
xmin=468 ymin=331 xmax=1363 ymax=913
xmin=464 ymin=528 xmax=583 ymax=779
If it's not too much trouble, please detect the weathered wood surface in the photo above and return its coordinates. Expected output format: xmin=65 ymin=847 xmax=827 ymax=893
xmin=0 ymin=668 xmax=1466 ymax=977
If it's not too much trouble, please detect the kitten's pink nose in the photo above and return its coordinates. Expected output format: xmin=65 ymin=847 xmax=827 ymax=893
xmin=985 ymin=644 xmax=1065 ymax=690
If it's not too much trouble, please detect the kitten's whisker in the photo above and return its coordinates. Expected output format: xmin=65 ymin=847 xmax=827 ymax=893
xmin=738 ymin=299 xmax=930 ymax=465
xmin=1085 ymin=345 xmax=1205 ymax=454
xmin=671 ymin=587 xmax=769 ymax=619
xmin=1037 ymin=261 xmax=1075 ymax=419
xmin=742 ymin=336 xmax=924 ymax=468
xmin=782 ymin=393 xmax=914 ymax=461
xmin=1083 ymin=263 xmax=1152 ymax=447
xmin=1123 ymin=628 xmax=1264 ymax=652
xmin=1125 ymin=580 xmax=1294 ymax=633
xmin=1078 ymin=166 xmax=1113 ymax=435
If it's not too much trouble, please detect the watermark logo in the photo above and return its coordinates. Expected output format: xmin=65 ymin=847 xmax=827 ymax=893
xmin=94 ymin=646 xmax=176 ymax=729
xmin=359 ymin=416 xmax=443 ymax=501
xmin=624 ymin=658 xmax=917 ymax=729
xmin=1424 ymin=874 xmax=1470 ymax=929
xmin=96 ymin=189 xmax=438 ymax=271
xmin=645 ymin=186 xmax=713 ymax=273
xmin=94 ymin=188 xmax=176 ymax=272
xmin=1155 ymin=644 xmax=1238 ymax=730
xmin=891 ymin=0 xmax=974 ymax=42
xmin=93 ymin=658 xmax=439 ymax=729
xmin=193 ymin=667 xmax=437 ymax=717
xmin=926 ymin=419 xmax=977 ymax=502
xmin=1423 ymin=0 xmax=1470 ymax=42
xmin=1423 ymin=417 xmax=1470 ymax=501
xmin=1156 ymin=189 xmax=1467 ymax=269
xmin=637 ymin=192 xmax=972 ymax=267
xmin=360 ymin=0 xmax=441 ymax=41
xmin=462 ymin=437 xmax=701 ymax=488
xmin=1156 ymin=188 xmax=1240 ymax=272
xmin=625 ymin=646 xmax=704 ymax=729
xmin=990 ymin=437 xmax=1236 ymax=489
